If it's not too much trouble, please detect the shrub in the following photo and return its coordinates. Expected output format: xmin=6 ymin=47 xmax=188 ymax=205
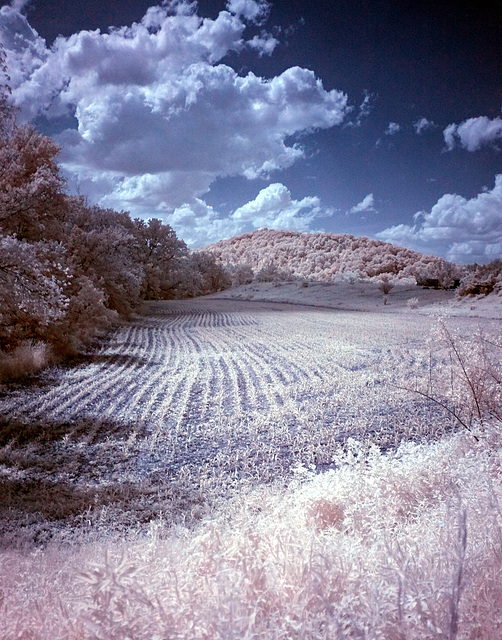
xmin=394 ymin=319 xmax=502 ymax=433
xmin=230 ymin=263 xmax=254 ymax=286
xmin=0 ymin=340 xmax=50 ymax=382
xmin=414 ymin=259 xmax=462 ymax=290
xmin=457 ymin=260 xmax=502 ymax=297
xmin=378 ymin=274 xmax=394 ymax=294
xmin=255 ymin=261 xmax=294 ymax=283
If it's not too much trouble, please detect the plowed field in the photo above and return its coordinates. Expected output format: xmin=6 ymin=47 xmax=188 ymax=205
xmin=2 ymin=299 xmax=469 ymax=453
xmin=1 ymin=297 xmax=494 ymax=542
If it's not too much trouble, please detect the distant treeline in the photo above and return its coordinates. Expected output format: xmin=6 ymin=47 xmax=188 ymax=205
xmin=204 ymin=229 xmax=502 ymax=295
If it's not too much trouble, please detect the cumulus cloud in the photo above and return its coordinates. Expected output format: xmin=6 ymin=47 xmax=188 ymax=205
xmin=413 ymin=117 xmax=435 ymax=134
xmin=232 ymin=183 xmax=325 ymax=229
xmin=377 ymin=175 xmax=502 ymax=263
xmin=0 ymin=7 xmax=48 ymax=94
xmin=347 ymin=193 xmax=376 ymax=215
xmin=385 ymin=122 xmax=401 ymax=135
xmin=247 ymin=32 xmax=278 ymax=56
xmin=226 ymin=0 xmax=270 ymax=24
xmin=0 ymin=1 xmax=349 ymax=241
xmin=167 ymin=183 xmax=331 ymax=247
xmin=444 ymin=116 xmax=502 ymax=151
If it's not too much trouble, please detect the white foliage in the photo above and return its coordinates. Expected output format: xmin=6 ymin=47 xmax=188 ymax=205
xmin=0 ymin=234 xmax=68 ymax=344
xmin=203 ymin=228 xmax=448 ymax=282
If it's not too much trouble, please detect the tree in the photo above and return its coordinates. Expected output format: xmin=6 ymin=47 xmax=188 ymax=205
xmin=174 ymin=252 xmax=231 ymax=297
xmin=0 ymin=235 xmax=68 ymax=349
xmin=0 ymin=44 xmax=14 ymax=138
xmin=0 ymin=124 xmax=69 ymax=243
xmin=132 ymin=218 xmax=187 ymax=299
xmin=67 ymin=203 xmax=144 ymax=317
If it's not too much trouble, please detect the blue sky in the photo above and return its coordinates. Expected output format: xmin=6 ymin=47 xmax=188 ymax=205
xmin=1 ymin=0 xmax=501 ymax=262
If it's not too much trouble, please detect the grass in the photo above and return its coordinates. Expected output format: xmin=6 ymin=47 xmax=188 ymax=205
xmin=1 ymin=424 xmax=502 ymax=638
xmin=0 ymin=299 xmax=500 ymax=637
xmin=0 ymin=341 xmax=51 ymax=383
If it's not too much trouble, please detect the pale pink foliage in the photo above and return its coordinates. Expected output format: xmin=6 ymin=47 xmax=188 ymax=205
xmin=203 ymin=228 xmax=451 ymax=283
xmin=1 ymin=426 xmax=502 ymax=638
xmin=394 ymin=320 xmax=502 ymax=431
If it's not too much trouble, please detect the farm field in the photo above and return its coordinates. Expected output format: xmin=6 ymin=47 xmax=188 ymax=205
xmin=0 ymin=295 xmax=499 ymax=543
xmin=1 ymin=292 xmax=501 ymax=638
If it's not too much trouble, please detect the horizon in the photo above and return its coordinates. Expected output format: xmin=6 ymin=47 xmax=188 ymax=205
xmin=0 ymin=0 xmax=501 ymax=263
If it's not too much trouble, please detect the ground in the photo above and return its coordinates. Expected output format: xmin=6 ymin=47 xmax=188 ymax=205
xmin=0 ymin=280 xmax=499 ymax=546
xmin=1 ymin=282 xmax=501 ymax=638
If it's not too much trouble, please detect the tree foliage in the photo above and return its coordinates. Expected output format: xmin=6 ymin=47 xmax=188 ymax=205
xmin=0 ymin=53 xmax=229 ymax=369
xmin=203 ymin=228 xmax=456 ymax=284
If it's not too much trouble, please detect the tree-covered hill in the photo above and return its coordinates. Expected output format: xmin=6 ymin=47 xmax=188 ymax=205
xmin=203 ymin=228 xmax=453 ymax=283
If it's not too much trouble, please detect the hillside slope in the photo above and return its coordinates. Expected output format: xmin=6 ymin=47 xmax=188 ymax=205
xmin=203 ymin=229 xmax=449 ymax=282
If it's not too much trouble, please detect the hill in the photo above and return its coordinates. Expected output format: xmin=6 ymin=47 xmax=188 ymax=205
xmin=202 ymin=229 xmax=451 ymax=283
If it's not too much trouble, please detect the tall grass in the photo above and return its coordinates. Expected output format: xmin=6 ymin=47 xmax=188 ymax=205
xmin=1 ymin=423 xmax=501 ymax=639
xmin=0 ymin=341 xmax=51 ymax=382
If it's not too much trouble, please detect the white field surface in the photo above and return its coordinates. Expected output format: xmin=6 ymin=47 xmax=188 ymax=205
xmin=1 ymin=283 xmax=502 ymax=638
xmin=213 ymin=278 xmax=502 ymax=318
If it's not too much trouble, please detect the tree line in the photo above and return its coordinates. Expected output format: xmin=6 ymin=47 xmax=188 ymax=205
xmin=0 ymin=54 xmax=229 ymax=372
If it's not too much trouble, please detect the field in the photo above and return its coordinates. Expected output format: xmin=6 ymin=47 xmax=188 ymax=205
xmin=1 ymin=285 xmax=501 ymax=638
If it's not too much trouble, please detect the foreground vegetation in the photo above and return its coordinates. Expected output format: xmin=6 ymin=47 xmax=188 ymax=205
xmin=1 ymin=297 xmax=501 ymax=638
xmin=1 ymin=423 xmax=501 ymax=639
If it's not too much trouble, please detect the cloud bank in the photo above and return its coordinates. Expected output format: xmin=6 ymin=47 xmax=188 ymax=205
xmin=377 ymin=175 xmax=502 ymax=263
xmin=0 ymin=0 xmax=349 ymax=245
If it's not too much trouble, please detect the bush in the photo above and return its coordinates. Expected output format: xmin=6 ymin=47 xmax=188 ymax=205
xmin=457 ymin=260 xmax=502 ymax=297
xmin=378 ymin=274 xmax=394 ymax=294
xmin=414 ymin=259 xmax=461 ymax=290
xmin=394 ymin=319 xmax=502 ymax=432
xmin=230 ymin=263 xmax=254 ymax=286
xmin=0 ymin=341 xmax=51 ymax=382
xmin=255 ymin=262 xmax=294 ymax=283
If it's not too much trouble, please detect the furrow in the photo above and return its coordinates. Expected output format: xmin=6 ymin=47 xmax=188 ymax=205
xmin=96 ymin=325 xmax=170 ymax=423
xmin=44 ymin=325 xmax=147 ymax=421
xmin=0 ymin=325 xmax=144 ymax=421
xmin=142 ymin=324 xmax=191 ymax=426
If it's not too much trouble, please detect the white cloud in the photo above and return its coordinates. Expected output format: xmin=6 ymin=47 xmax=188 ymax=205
xmin=377 ymin=175 xmax=502 ymax=263
xmin=385 ymin=122 xmax=401 ymax=135
xmin=347 ymin=193 xmax=376 ymax=215
xmin=443 ymin=115 xmax=502 ymax=151
xmin=10 ymin=0 xmax=30 ymax=12
xmin=167 ymin=183 xmax=331 ymax=247
xmin=345 ymin=90 xmax=372 ymax=128
xmin=226 ymin=0 xmax=270 ymax=23
xmin=232 ymin=182 xmax=324 ymax=229
xmin=413 ymin=117 xmax=435 ymax=134
xmin=170 ymin=198 xmax=228 ymax=247
xmin=0 ymin=7 xmax=48 ymax=98
xmin=0 ymin=1 xmax=349 ymax=239
xmin=247 ymin=32 xmax=278 ymax=56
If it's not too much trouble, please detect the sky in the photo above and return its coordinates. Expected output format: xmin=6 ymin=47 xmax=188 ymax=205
xmin=0 ymin=0 xmax=501 ymax=263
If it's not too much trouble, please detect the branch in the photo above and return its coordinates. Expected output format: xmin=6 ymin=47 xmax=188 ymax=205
xmin=391 ymin=382 xmax=479 ymax=441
